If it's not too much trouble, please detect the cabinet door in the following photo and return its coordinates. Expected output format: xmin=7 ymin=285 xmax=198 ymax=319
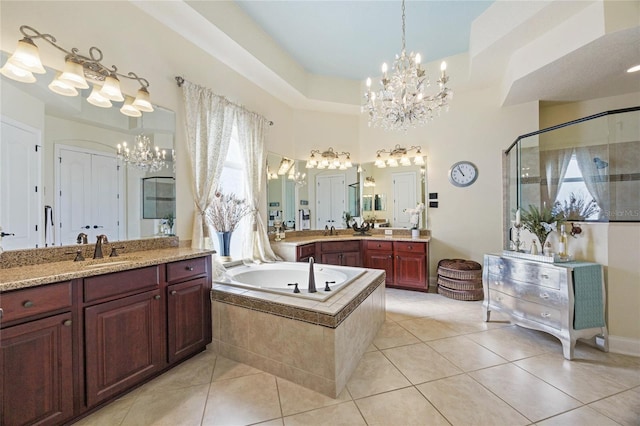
xmin=342 ymin=251 xmax=362 ymax=267
xmin=321 ymin=252 xmax=342 ymax=265
xmin=1 ymin=313 xmax=73 ymax=426
xmin=366 ymin=252 xmax=394 ymax=284
xmin=168 ymin=277 xmax=212 ymax=364
xmin=395 ymin=253 xmax=427 ymax=289
xmin=85 ymin=290 xmax=163 ymax=407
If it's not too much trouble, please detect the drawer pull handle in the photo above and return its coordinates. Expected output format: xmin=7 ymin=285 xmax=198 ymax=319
xmin=170 ymin=290 xmax=177 ymax=296
xmin=23 ymin=300 xmax=34 ymax=308
xmin=541 ymin=312 xmax=551 ymax=318
xmin=498 ymin=265 xmax=504 ymax=269
xmin=154 ymin=295 xmax=161 ymax=300
xmin=377 ymin=244 xmax=381 ymax=248
xmin=408 ymin=245 xmax=413 ymax=250
xmin=541 ymin=274 xmax=549 ymax=279
xmin=63 ymin=319 xmax=72 ymax=327
xmin=540 ymin=293 xmax=550 ymax=299
xmin=185 ymin=266 xmax=194 ymax=271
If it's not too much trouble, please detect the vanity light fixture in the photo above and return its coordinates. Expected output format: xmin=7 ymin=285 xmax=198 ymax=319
xmin=374 ymin=144 xmax=425 ymax=168
xmin=0 ymin=25 xmax=153 ymax=116
xmin=364 ymin=176 xmax=376 ymax=187
xmin=305 ymin=147 xmax=353 ymax=170
xmin=277 ymin=157 xmax=294 ymax=175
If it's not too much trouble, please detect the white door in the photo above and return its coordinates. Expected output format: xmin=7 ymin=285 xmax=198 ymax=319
xmin=58 ymin=147 xmax=120 ymax=245
xmin=0 ymin=118 xmax=42 ymax=249
xmin=316 ymin=175 xmax=345 ymax=229
xmin=393 ymin=171 xmax=417 ymax=228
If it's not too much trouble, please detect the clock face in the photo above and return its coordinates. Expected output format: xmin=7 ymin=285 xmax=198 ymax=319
xmin=448 ymin=161 xmax=478 ymax=187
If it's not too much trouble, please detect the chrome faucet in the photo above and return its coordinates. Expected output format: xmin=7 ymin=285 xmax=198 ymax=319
xmin=324 ymin=225 xmax=329 ymax=236
xmin=330 ymin=226 xmax=336 ymax=235
xmin=76 ymin=232 xmax=88 ymax=244
xmin=94 ymin=234 xmax=108 ymax=259
xmin=308 ymin=257 xmax=317 ymax=293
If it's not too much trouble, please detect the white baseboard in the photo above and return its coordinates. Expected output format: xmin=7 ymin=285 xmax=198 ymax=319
xmin=609 ymin=335 xmax=640 ymax=357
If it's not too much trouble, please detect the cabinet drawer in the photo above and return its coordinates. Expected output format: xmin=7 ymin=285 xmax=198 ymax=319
xmin=167 ymin=257 xmax=208 ymax=283
xmin=487 ymin=275 xmax=566 ymax=308
xmin=394 ymin=241 xmax=426 ymax=254
xmin=84 ymin=266 xmax=159 ymax=303
xmin=297 ymin=243 xmax=315 ymax=259
xmin=517 ymin=299 xmax=562 ymax=330
xmin=487 ymin=257 xmax=561 ymax=290
xmin=1 ymin=282 xmax=72 ymax=323
xmin=365 ymin=240 xmax=393 ymax=251
xmin=320 ymin=240 xmax=360 ymax=253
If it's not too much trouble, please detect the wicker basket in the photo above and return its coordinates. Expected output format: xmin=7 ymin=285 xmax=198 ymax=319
xmin=437 ymin=259 xmax=483 ymax=301
xmin=437 ymin=285 xmax=484 ymax=301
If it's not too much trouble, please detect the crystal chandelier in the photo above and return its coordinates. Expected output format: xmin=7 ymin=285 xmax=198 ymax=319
xmin=363 ymin=0 xmax=453 ymax=131
xmin=305 ymin=147 xmax=353 ymax=170
xmin=117 ymin=134 xmax=167 ymax=173
xmin=287 ymin=166 xmax=307 ymax=187
xmin=1 ymin=26 xmax=153 ymax=117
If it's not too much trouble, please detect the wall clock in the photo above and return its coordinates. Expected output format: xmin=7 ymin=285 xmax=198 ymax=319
xmin=448 ymin=161 xmax=478 ymax=187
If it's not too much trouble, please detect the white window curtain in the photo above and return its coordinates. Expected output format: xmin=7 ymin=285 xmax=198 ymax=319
xmin=540 ymin=148 xmax=573 ymax=208
xmin=235 ymin=108 xmax=279 ymax=263
xmin=574 ymin=146 xmax=609 ymax=220
xmin=181 ymin=80 xmax=235 ymax=249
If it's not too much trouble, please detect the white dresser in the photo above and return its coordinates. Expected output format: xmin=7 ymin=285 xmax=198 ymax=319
xmin=483 ymin=254 xmax=608 ymax=360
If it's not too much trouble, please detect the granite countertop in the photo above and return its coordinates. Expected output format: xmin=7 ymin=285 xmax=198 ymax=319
xmin=0 ymin=247 xmax=215 ymax=292
xmin=271 ymin=233 xmax=431 ymax=247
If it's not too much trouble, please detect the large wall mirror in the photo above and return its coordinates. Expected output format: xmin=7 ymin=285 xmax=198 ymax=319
xmin=266 ymin=152 xmax=427 ymax=232
xmin=0 ymin=57 xmax=175 ymax=250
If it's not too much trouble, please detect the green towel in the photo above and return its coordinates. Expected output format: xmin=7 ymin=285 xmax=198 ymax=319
xmin=569 ymin=262 xmax=605 ymax=330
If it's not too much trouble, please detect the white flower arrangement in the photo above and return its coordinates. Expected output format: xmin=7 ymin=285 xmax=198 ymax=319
xmin=404 ymin=202 xmax=425 ymax=230
xmin=206 ymin=189 xmax=253 ymax=233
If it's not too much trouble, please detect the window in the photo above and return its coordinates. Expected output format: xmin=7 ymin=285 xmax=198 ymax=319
xmin=555 ymin=154 xmax=600 ymax=220
xmin=217 ymin=126 xmax=247 ymax=259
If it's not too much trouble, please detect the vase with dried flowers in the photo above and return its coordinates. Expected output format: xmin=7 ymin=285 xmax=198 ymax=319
xmin=206 ymin=189 xmax=253 ymax=261
xmin=520 ymin=203 xmax=564 ymax=249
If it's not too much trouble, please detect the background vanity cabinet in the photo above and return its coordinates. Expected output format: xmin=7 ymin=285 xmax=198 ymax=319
xmin=363 ymin=240 xmax=394 ymax=285
xmin=83 ymin=266 xmax=165 ymax=407
xmin=0 ymin=282 xmax=74 ymax=426
xmin=318 ymin=240 xmax=362 ymax=267
xmin=483 ymin=254 xmax=608 ymax=360
xmin=296 ymin=243 xmax=316 ymax=263
xmin=166 ymin=257 xmax=212 ymax=364
xmin=393 ymin=241 xmax=428 ymax=290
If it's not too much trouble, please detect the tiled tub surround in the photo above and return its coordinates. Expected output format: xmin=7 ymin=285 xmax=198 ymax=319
xmin=211 ymin=267 xmax=386 ymax=397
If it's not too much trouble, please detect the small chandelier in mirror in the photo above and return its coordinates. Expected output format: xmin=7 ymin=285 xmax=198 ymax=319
xmin=374 ymin=145 xmax=425 ymax=168
xmin=117 ymin=134 xmax=167 ymax=173
xmin=363 ymin=0 xmax=452 ymax=131
xmin=305 ymin=147 xmax=353 ymax=170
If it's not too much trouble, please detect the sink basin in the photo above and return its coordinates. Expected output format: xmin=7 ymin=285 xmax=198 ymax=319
xmin=82 ymin=259 xmax=135 ymax=270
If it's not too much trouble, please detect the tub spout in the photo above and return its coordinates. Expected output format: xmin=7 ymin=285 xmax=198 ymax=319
xmin=308 ymin=257 xmax=317 ymax=293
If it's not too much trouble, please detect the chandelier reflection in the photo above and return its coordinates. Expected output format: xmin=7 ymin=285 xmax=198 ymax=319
xmin=363 ymin=0 xmax=452 ymax=131
xmin=117 ymin=134 xmax=167 ymax=173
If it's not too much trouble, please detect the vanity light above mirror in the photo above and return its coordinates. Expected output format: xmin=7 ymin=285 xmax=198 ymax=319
xmin=374 ymin=144 xmax=425 ymax=168
xmin=1 ymin=25 xmax=153 ymax=118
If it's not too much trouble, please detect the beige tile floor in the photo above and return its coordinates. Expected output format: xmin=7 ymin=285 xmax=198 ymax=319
xmin=76 ymin=288 xmax=640 ymax=426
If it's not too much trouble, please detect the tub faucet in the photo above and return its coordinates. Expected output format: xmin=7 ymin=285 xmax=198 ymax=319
xmin=76 ymin=232 xmax=88 ymax=244
xmin=308 ymin=257 xmax=317 ymax=293
xmin=94 ymin=234 xmax=108 ymax=259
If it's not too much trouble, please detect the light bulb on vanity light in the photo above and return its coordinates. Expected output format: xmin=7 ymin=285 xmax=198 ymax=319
xmin=100 ymin=72 xmax=124 ymax=102
xmin=87 ymin=84 xmax=112 ymax=108
xmin=120 ymin=97 xmax=142 ymax=117
xmin=48 ymin=73 xmax=78 ymax=96
xmin=0 ymin=61 xmax=36 ymax=83
xmin=132 ymin=86 xmax=154 ymax=112
xmin=5 ymin=37 xmax=46 ymax=74
xmin=58 ymin=57 xmax=88 ymax=89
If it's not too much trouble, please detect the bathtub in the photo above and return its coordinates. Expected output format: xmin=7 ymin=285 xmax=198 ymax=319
xmin=217 ymin=261 xmax=366 ymax=301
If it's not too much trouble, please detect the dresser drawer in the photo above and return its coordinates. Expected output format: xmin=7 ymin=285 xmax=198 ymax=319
xmin=394 ymin=241 xmax=426 ymax=254
xmin=488 ymin=257 xmax=561 ymax=289
xmin=517 ymin=299 xmax=562 ymax=330
xmin=365 ymin=240 xmax=393 ymax=251
xmin=320 ymin=240 xmax=360 ymax=253
xmin=84 ymin=266 xmax=159 ymax=303
xmin=488 ymin=289 xmax=518 ymax=312
xmin=1 ymin=281 xmax=72 ymax=323
xmin=167 ymin=257 xmax=208 ymax=283
xmin=487 ymin=275 xmax=566 ymax=308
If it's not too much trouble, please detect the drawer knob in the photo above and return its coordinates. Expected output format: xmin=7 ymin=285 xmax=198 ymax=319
xmin=377 ymin=244 xmax=381 ymax=248
xmin=540 ymin=293 xmax=550 ymax=299
xmin=170 ymin=290 xmax=177 ymax=295
xmin=541 ymin=312 xmax=551 ymax=318
xmin=23 ymin=300 xmax=34 ymax=308
xmin=185 ymin=266 xmax=194 ymax=271
xmin=63 ymin=319 xmax=72 ymax=327
xmin=408 ymin=245 xmax=413 ymax=250
xmin=154 ymin=295 xmax=161 ymax=300
xmin=541 ymin=274 xmax=549 ymax=279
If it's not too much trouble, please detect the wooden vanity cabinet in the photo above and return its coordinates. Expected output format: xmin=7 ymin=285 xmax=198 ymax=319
xmin=318 ymin=240 xmax=362 ymax=267
xmin=166 ymin=257 xmax=212 ymax=364
xmin=363 ymin=241 xmax=394 ymax=285
xmin=83 ymin=266 xmax=164 ymax=407
xmin=393 ymin=241 xmax=428 ymax=290
xmin=296 ymin=243 xmax=315 ymax=263
xmin=0 ymin=282 xmax=74 ymax=426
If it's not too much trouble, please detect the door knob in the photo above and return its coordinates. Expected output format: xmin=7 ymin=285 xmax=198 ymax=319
xmin=1 ymin=232 xmax=15 ymax=237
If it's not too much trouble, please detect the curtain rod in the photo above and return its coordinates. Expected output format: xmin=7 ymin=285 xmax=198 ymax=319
xmin=175 ymin=76 xmax=274 ymax=126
